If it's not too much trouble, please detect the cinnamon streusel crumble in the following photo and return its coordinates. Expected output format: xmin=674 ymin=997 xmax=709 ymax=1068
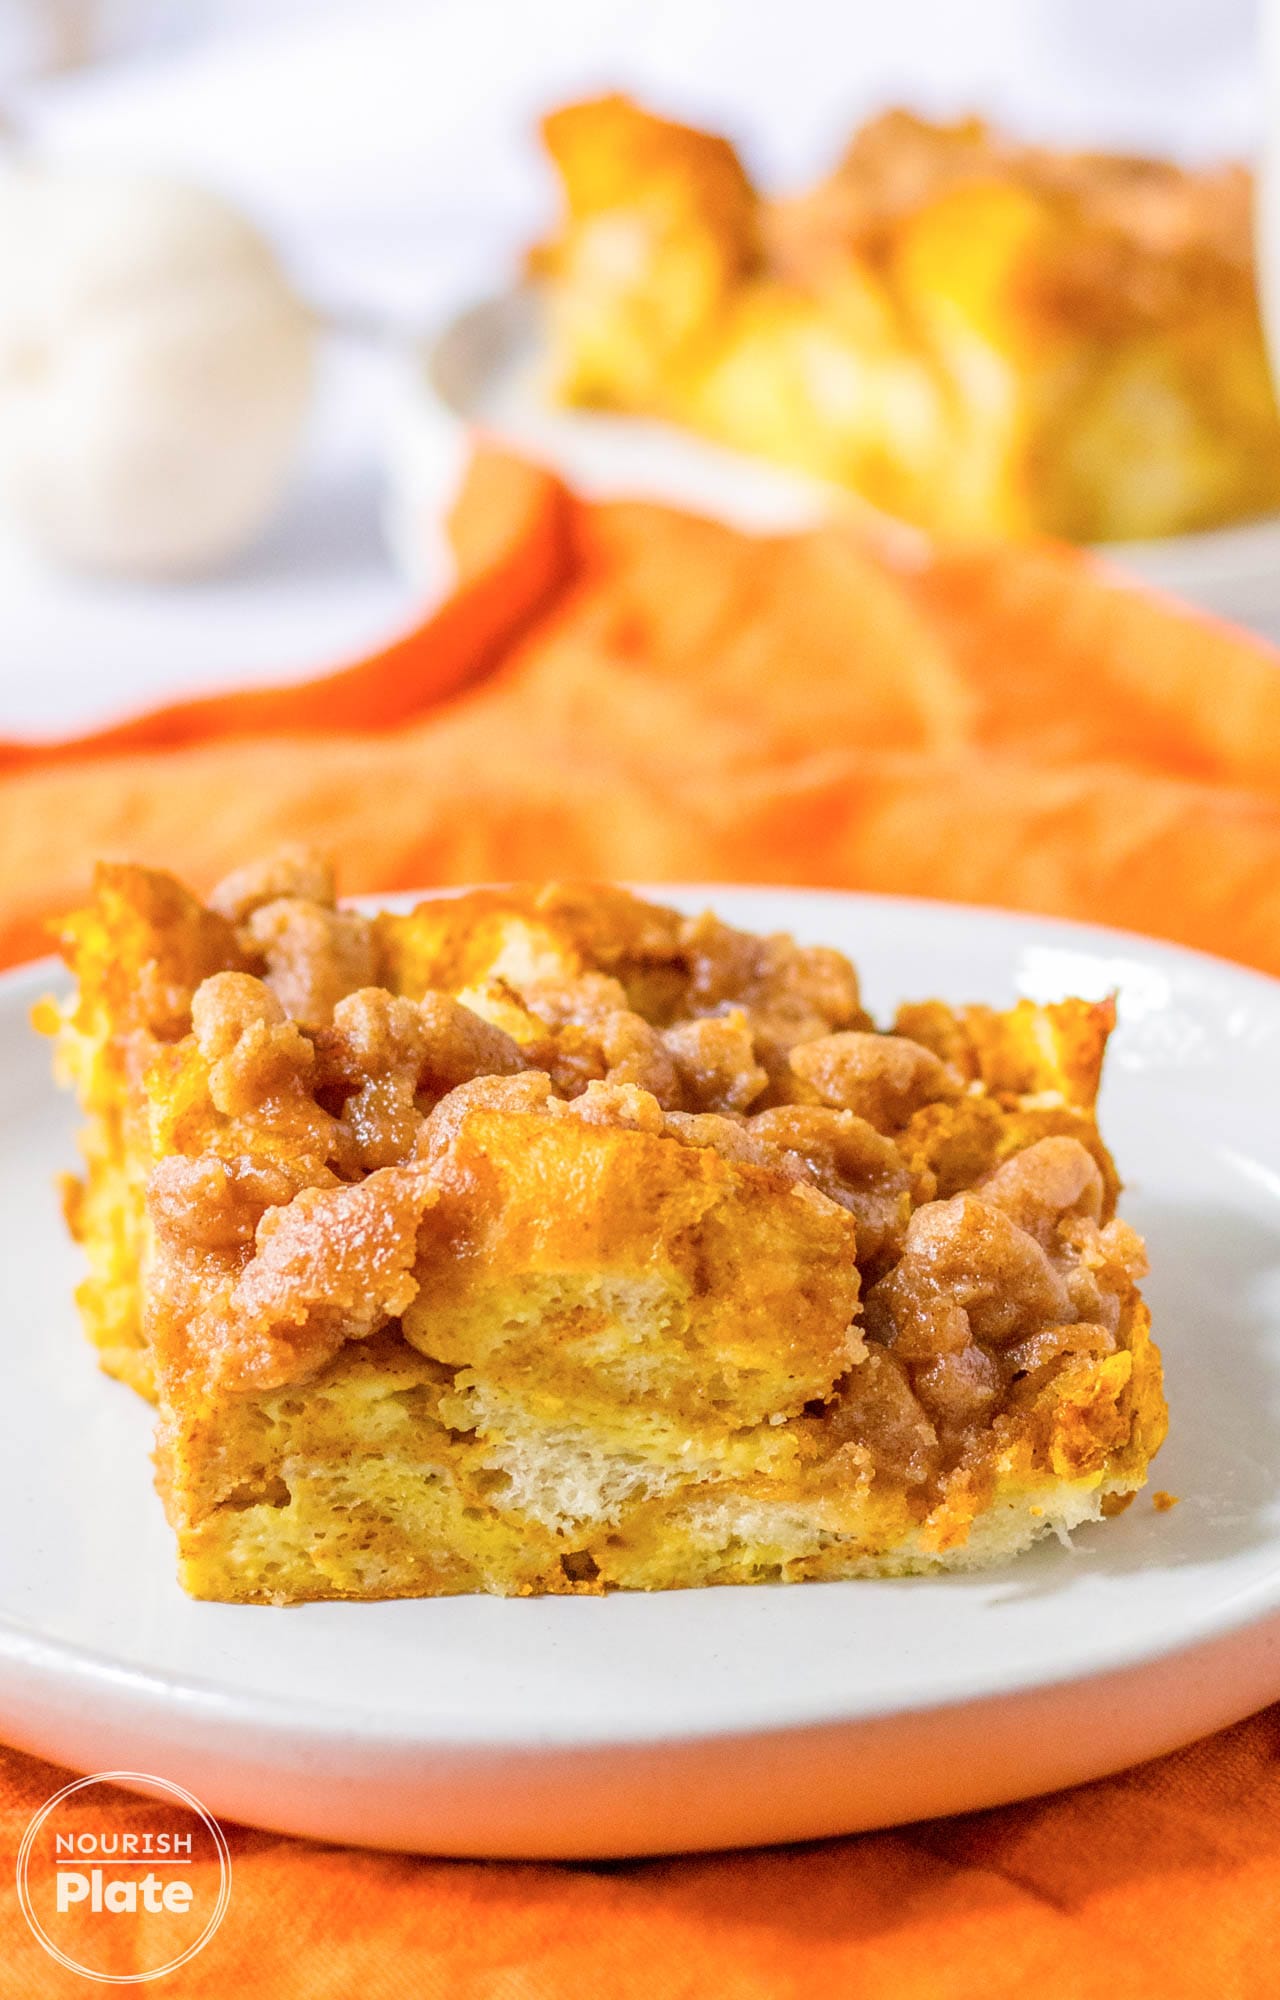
xmin=43 ymin=855 xmax=1165 ymax=1601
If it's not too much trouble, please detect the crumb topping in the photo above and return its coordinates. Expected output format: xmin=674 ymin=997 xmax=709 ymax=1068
xmin=768 ymin=106 xmax=1257 ymax=336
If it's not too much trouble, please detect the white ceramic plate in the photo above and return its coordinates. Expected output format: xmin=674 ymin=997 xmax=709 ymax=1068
xmin=4 ymin=888 xmax=1280 ymax=1860
xmin=385 ymin=288 xmax=1280 ymax=643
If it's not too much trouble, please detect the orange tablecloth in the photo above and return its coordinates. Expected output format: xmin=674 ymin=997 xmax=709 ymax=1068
xmin=3 ymin=448 xmax=1280 ymax=1997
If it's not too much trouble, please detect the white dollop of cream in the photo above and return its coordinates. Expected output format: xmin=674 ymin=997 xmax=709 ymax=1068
xmin=0 ymin=165 xmax=315 ymax=576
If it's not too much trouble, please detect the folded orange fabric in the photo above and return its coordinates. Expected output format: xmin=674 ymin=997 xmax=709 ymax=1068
xmin=2 ymin=447 xmax=1279 ymax=1997
xmin=2 ymin=449 xmax=1280 ymax=970
xmin=4 ymin=1717 xmax=1279 ymax=2000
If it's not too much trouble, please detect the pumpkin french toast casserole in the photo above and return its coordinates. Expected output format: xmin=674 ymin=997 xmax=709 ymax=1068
xmin=42 ymin=855 xmax=1165 ymax=1602
xmin=534 ymin=96 xmax=1280 ymax=542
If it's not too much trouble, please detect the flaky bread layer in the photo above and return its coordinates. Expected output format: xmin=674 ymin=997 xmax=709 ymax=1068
xmin=168 ymin=1296 xmax=1162 ymax=1604
xmin=174 ymin=1458 xmax=1151 ymax=1604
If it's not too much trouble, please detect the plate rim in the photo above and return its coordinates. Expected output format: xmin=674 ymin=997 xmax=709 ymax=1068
xmin=7 ymin=883 xmax=1280 ymax=1754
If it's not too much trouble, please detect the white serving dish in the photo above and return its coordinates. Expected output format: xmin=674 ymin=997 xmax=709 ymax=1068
xmin=385 ymin=289 xmax=1280 ymax=643
xmin=3 ymin=887 xmax=1280 ymax=1858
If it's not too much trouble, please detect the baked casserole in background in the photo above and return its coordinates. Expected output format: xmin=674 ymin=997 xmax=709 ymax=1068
xmin=533 ymin=95 xmax=1280 ymax=544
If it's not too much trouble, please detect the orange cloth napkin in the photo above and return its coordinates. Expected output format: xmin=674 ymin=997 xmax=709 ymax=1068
xmin=2 ymin=446 xmax=1280 ymax=1996
xmin=3 ymin=446 xmax=1280 ymax=969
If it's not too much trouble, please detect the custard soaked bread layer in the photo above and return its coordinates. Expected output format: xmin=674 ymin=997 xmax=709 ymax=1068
xmin=47 ymin=856 xmax=1165 ymax=1601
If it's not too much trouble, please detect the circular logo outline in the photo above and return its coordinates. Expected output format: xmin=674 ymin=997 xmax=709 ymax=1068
xmin=15 ymin=1769 xmax=232 ymax=1984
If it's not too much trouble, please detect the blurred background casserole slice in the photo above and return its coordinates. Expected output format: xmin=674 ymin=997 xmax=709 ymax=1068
xmin=531 ymin=94 xmax=1280 ymax=547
